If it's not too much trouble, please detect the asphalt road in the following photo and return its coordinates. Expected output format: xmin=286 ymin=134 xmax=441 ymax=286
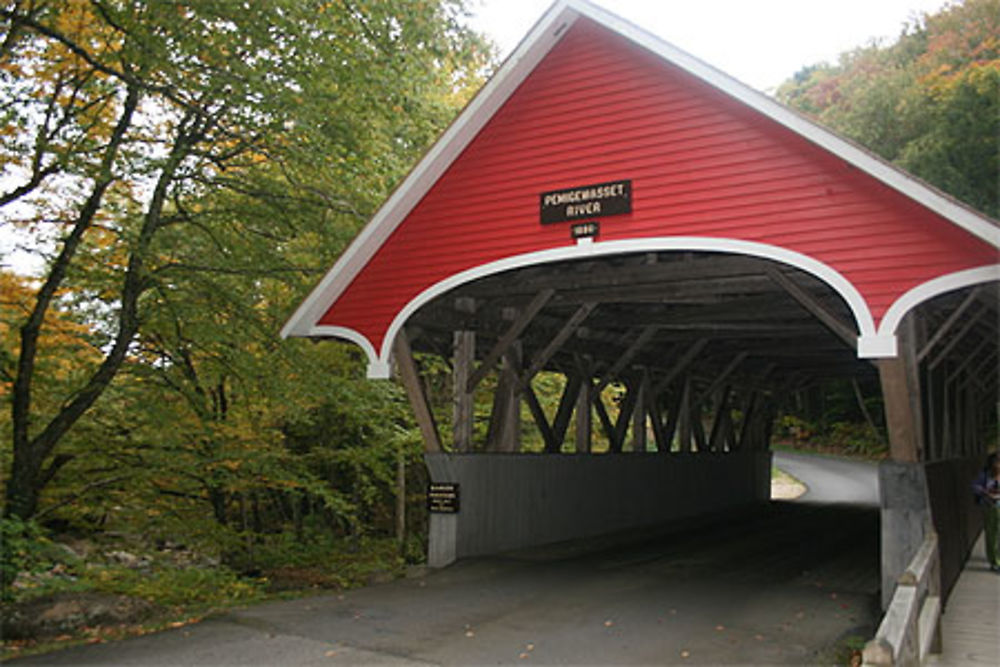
xmin=12 ymin=454 xmax=881 ymax=666
xmin=772 ymin=451 xmax=880 ymax=506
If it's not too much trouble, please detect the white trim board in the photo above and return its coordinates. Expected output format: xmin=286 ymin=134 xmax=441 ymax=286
xmin=283 ymin=0 xmax=1000 ymax=345
xmin=878 ymin=265 xmax=1000 ymax=339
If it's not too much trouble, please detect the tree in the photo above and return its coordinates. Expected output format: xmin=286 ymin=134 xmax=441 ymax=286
xmin=0 ymin=0 xmax=492 ymax=520
xmin=777 ymin=0 xmax=999 ymax=218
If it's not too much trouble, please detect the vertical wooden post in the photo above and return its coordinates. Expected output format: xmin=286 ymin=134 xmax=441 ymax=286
xmin=393 ymin=331 xmax=442 ymax=453
xmin=878 ymin=319 xmax=925 ymax=463
xmin=631 ymin=371 xmax=648 ymax=453
xmin=496 ymin=342 xmax=522 ymax=453
xmin=879 ymin=358 xmax=919 ymax=462
xmin=901 ymin=316 xmax=926 ymax=458
xmin=452 ymin=330 xmax=475 ymax=452
xmin=677 ymin=375 xmax=692 ymax=453
xmin=708 ymin=386 xmax=733 ymax=452
xmin=576 ymin=372 xmax=593 ymax=454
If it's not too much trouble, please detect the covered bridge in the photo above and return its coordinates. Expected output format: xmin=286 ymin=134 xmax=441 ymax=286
xmin=283 ymin=0 xmax=1000 ymax=605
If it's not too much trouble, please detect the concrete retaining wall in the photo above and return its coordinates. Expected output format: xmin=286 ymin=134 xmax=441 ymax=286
xmin=424 ymin=451 xmax=772 ymax=566
xmin=879 ymin=456 xmax=985 ymax=607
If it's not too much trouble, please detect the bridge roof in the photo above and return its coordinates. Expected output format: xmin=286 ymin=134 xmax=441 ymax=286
xmin=282 ymin=0 xmax=999 ymax=378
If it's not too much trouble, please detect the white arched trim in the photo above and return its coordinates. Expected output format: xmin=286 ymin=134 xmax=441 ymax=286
xmin=304 ymin=325 xmax=390 ymax=378
xmin=359 ymin=237 xmax=880 ymax=377
xmin=875 ymin=265 xmax=1000 ymax=348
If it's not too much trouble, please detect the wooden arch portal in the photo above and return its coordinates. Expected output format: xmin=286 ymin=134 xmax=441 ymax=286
xmin=283 ymin=0 xmax=998 ymax=591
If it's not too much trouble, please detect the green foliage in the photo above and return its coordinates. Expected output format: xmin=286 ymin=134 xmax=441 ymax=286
xmin=0 ymin=517 xmax=50 ymax=602
xmin=777 ymin=0 xmax=999 ymax=218
xmin=86 ymin=566 xmax=266 ymax=609
xmin=814 ymin=422 xmax=887 ymax=459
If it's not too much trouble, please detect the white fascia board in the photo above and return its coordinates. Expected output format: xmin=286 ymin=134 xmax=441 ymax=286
xmin=281 ymin=1 xmax=582 ymax=338
xmin=569 ymin=1 xmax=1000 ymax=249
xmin=878 ymin=264 xmax=1000 ymax=338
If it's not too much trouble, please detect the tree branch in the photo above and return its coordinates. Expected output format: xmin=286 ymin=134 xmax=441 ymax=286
xmin=34 ymin=475 xmax=130 ymax=520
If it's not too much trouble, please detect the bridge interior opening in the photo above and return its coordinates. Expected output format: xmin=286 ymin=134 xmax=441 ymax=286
xmin=401 ymin=250 xmax=878 ymax=456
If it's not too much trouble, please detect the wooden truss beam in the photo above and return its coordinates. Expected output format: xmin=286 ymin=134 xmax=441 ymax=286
xmin=486 ymin=344 xmax=523 ymax=452
xmin=551 ymin=374 xmax=583 ymax=453
xmin=611 ymin=379 xmax=641 ymax=453
xmin=467 ymin=288 xmax=554 ymax=392
xmin=524 ymin=383 xmax=557 ymax=452
xmin=917 ymin=287 xmax=982 ymax=362
xmin=523 ymin=302 xmax=596 ymax=381
xmin=928 ymin=308 xmax=986 ymax=370
xmin=595 ymin=325 xmax=659 ymax=393
xmin=693 ymin=352 xmax=749 ymax=407
xmin=652 ymin=339 xmax=709 ymax=395
xmin=393 ymin=332 xmax=442 ymax=453
xmin=766 ymin=268 xmax=857 ymax=350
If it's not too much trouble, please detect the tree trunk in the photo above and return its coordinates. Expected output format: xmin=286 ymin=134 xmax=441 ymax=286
xmin=4 ymin=104 xmax=200 ymax=520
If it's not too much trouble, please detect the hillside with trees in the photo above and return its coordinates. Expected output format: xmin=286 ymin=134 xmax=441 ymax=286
xmin=777 ymin=0 xmax=998 ymax=218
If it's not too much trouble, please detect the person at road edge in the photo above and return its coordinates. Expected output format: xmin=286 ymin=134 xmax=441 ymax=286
xmin=972 ymin=452 xmax=1000 ymax=573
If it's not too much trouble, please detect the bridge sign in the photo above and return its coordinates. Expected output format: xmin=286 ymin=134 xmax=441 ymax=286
xmin=428 ymin=483 xmax=460 ymax=513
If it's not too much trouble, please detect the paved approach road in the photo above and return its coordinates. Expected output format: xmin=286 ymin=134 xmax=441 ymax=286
xmin=14 ymin=455 xmax=881 ymax=666
xmin=772 ymin=450 xmax=880 ymax=506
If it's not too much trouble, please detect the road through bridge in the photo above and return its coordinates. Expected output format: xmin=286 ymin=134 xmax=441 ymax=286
xmin=13 ymin=456 xmax=882 ymax=666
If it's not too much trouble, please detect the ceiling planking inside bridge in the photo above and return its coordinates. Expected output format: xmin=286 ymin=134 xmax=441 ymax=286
xmin=404 ymin=251 xmax=885 ymax=395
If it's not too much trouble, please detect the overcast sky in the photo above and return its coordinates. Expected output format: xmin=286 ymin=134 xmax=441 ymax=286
xmin=466 ymin=0 xmax=949 ymax=93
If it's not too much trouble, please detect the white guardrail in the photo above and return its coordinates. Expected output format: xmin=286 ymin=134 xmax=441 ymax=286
xmin=862 ymin=531 xmax=942 ymax=666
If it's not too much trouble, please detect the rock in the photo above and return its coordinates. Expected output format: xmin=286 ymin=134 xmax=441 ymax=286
xmin=104 ymin=550 xmax=151 ymax=570
xmin=405 ymin=565 xmax=430 ymax=579
xmin=53 ymin=540 xmax=85 ymax=561
xmin=1 ymin=593 xmax=162 ymax=640
xmin=366 ymin=570 xmax=396 ymax=586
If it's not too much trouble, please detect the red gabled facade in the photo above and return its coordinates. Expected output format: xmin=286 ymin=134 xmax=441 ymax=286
xmin=285 ymin=3 xmax=999 ymax=375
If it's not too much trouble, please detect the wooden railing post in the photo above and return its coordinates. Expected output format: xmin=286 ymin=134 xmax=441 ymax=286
xmin=862 ymin=531 xmax=941 ymax=667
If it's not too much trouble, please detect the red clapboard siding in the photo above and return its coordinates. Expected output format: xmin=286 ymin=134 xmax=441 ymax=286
xmin=318 ymin=17 xmax=996 ymax=353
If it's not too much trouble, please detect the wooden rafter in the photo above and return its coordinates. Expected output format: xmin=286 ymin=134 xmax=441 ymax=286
xmin=766 ymin=268 xmax=857 ymax=350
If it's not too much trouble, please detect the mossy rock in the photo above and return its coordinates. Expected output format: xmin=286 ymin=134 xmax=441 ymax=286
xmin=1 ymin=592 xmax=161 ymax=640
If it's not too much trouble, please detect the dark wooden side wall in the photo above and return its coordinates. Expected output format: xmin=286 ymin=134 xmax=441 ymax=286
xmin=925 ymin=456 xmax=988 ymax=604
